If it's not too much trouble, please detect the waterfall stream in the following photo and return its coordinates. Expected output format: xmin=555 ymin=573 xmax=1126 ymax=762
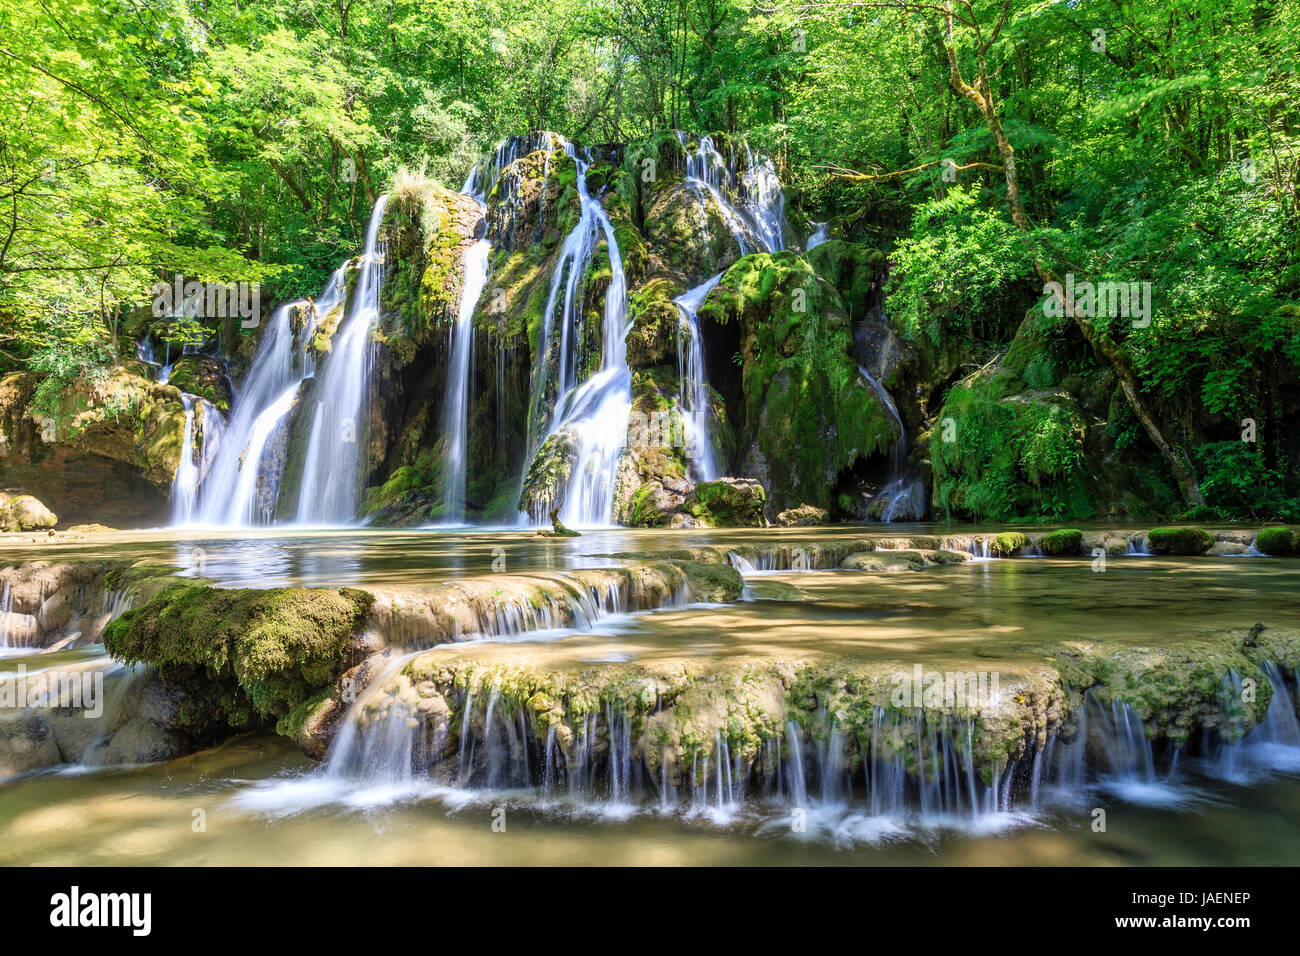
xmin=675 ymin=273 xmax=723 ymax=481
xmin=296 ymin=197 xmax=389 ymax=524
xmin=527 ymin=141 xmax=632 ymax=527
xmin=439 ymin=179 xmax=492 ymax=522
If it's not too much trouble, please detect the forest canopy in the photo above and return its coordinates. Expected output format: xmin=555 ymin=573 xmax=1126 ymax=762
xmin=1 ymin=0 xmax=1297 ymax=519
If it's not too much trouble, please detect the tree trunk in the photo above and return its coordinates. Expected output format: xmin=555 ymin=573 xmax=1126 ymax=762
xmin=942 ymin=2 xmax=1204 ymax=506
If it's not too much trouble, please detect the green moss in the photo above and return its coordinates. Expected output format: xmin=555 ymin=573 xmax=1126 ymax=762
xmin=990 ymin=532 xmax=1031 ymax=556
xmin=1255 ymin=526 xmax=1296 ymax=555
xmin=695 ymin=251 xmax=893 ymax=510
xmin=1146 ymin=526 xmax=1214 ymax=555
xmin=1038 ymin=528 xmax=1083 ymax=556
xmin=103 ymin=582 xmax=373 ymax=736
xmin=684 ymin=479 xmax=765 ymax=527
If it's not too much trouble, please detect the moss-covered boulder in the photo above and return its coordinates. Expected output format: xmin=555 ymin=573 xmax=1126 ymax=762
xmin=840 ymin=549 xmax=969 ymax=571
xmin=626 ymin=277 xmax=685 ymax=368
xmin=103 ymin=583 xmax=374 ymax=740
xmin=989 ymin=532 xmax=1032 ymax=557
xmin=1146 ymin=526 xmax=1214 ymax=555
xmin=697 ymin=252 xmax=894 ymax=513
xmin=806 ymin=240 xmax=883 ymax=321
xmin=165 ymin=355 xmax=233 ymax=412
xmin=1037 ymin=528 xmax=1083 ymax=556
xmin=643 ymin=176 xmax=751 ymax=284
xmin=776 ymin=504 xmax=829 ymax=526
xmin=684 ymin=477 xmax=766 ymax=527
xmin=1255 ymin=526 xmax=1296 ymax=555
xmin=0 ymin=368 xmax=184 ymax=525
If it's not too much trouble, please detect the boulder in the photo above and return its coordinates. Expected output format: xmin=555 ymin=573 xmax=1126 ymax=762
xmin=684 ymin=477 xmax=766 ymax=527
xmin=0 ymin=491 xmax=56 ymax=531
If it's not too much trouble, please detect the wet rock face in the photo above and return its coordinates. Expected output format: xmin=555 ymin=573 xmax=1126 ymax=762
xmin=643 ymin=178 xmax=749 ymax=285
xmin=0 ymin=368 xmax=185 ymax=526
xmin=696 ymin=252 xmax=895 ymax=515
xmin=0 ymin=664 xmax=196 ymax=780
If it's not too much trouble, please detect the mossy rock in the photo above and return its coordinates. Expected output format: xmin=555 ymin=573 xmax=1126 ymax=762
xmin=626 ymin=277 xmax=685 ymax=368
xmin=683 ymin=478 xmax=765 ymax=527
xmin=776 ymin=504 xmax=829 ymax=526
xmin=696 ymin=251 xmax=894 ymax=512
xmin=840 ymin=549 xmax=968 ymax=571
xmin=0 ymin=492 xmax=57 ymax=531
xmin=165 ymin=355 xmax=232 ymax=412
xmin=103 ymin=582 xmax=374 ymax=738
xmin=1255 ymin=526 xmax=1296 ymax=555
xmin=1146 ymin=526 xmax=1214 ymax=555
xmin=989 ymin=532 xmax=1031 ymax=557
xmin=1037 ymin=528 xmax=1083 ymax=556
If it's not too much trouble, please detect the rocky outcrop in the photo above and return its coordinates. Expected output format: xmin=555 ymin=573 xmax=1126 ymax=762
xmin=0 ymin=368 xmax=187 ymax=526
xmin=696 ymin=252 xmax=895 ymax=515
xmin=165 ymin=355 xmax=233 ymax=412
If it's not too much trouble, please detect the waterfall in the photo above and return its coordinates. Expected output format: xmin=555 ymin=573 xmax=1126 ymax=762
xmin=0 ymin=581 xmax=12 ymax=651
xmin=296 ymin=196 xmax=389 ymax=525
xmin=856 ymin=366 xmax=925 ymax=521
xmin=675 ymin=273 xmax=723 ymax=481
xmin=169 ymin=395 xmax=198 ymax=523
xmin=439 ymin=173 xmax=493 ymax=522
xmin=528 ymin=142 xmax=632 ymax=527
xmin=675 ymin=132 xmax=785 ymax=254
xmin=806 ymin=222 xmax=828 ymax=251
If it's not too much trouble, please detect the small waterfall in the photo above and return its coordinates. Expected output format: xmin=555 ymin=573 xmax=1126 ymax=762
xmin=296 ymin=196 xmax=389 ymax=524
xmin=856 ymin=365 xmax=925 ymax=521
xmin=169 ymin=395 xmax=199 ymax=523
xmin=0 ymin=581 xmax=12 ymax=651
xmin=674 ymin=273 xmax=723 ymax=481
xmin=527 ymin=141 xmax=632 ymax=526
xmin=806 ymin=222 xmax=828 ymax=251
xmin=1209 ymin=664 xmax=1300 ymax=781
xmin=742 ymin=145 xmax=785 ymax=252
xmin=439 ymin=196 xmax=492 ymax=523
xmin=675 ymin=133 xmax=786 ymax=255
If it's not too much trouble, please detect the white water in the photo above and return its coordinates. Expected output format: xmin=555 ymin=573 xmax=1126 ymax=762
xmin=186 ymin=264 xmax=346 ymax=527
xmin=675 ymin=273 xmax=723 ymax=481
xmin=169 ymin=396 xmax=198 ymax=523
xmin=856 ymin=365 xmax=925 ymax=521
xmin=439 ymin=172 xmax=493 ymax=521
xmin=806 ymin=222 xmax=828 ymax=251
xmin=296 ymin=196 xmax=389 ymax=525
xmin=676 ymin=132 xmax=785 ymax=255
xmin=528 ymin=142 xmax=632 ymax=527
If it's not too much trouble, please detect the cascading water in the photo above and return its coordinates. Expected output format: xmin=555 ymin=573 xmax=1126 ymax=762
xmin=527 ymin=142 xmax=632 ymax=526
xmin=856 ymin=365 xmax=926 ymax=521
xmin=806 ymin=222 xmax=828 ymax=251
xmin=187 ymin=265 xmax=345 ymax=526
xmin=675 ymin=273 xmax=723 ymax=481
xmin=296 ymin=197 xmax=389 ymax=525
xmin=438 ymin=175 xmax=494 ymax=523
xmin=675 ymin=132 xmax=785 ymax=255
xmin=169 ymin=396 xmax=198 ymax=523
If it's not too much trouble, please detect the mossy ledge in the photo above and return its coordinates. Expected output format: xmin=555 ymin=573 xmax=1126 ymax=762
xmin=103 ymin=583 xmax=374 ymax=740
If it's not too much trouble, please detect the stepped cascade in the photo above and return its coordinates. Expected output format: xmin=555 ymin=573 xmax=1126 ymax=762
xmin=152 ymin=131 xmax=921 ymax=529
